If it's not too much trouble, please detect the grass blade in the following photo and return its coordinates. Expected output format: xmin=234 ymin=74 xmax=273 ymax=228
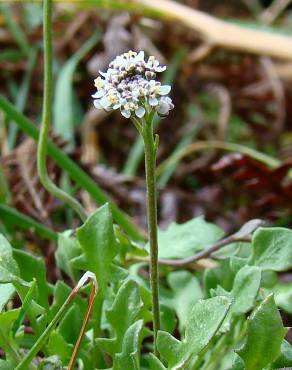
xmin=0 ymin=3 xmax=30 ymax=56
xmin=54 ymin=30 xmax=101 ymax=144
xmin=12 ymin=279 xmax=37 ymax=336
xmin=156 ymin=140 xmax=281 ymax=177
xmin=0 ymin=163 xmax=10 ymax=204
xmin=8 ymin=48 xmax=37 ymax=149
xmin=157 ymin=105 xmax=200 ymax=187
xmin=0 ymin=204 xmax=58 ymax=241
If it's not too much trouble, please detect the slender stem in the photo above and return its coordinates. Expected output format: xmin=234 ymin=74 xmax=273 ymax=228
xmin=200 ymin=335 xmax=228 ymax=370
xmin=16 ymin=272 xmax=97 ymax=370
xmin=38 ymin=0 xmax=87 ymax=222
xmin=141 ymin=117 xmax=160 ymax=356
xmin=15 ymin=291 xmax=73 ymax=370
xmin=68 ymin=282 xmax=97 ymax=370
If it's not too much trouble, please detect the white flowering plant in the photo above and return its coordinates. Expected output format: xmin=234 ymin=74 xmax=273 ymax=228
xmin=92 ymin=50 xmax=176 ymax=356
xmin=92 ymin=50 xmax=174 ymax=119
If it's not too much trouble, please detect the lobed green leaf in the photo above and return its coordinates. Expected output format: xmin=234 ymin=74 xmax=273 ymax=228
xmin=157 ymin=296 xmax=232 ymax=368
xmin=237 ymin=294 xmax=287 ymax=370
xmin=76 ymin=204 xmax=118 ymax=294
xmin=154 ymin=216 xmax=224 ymax=259
xmin=249 ymin=227 xmax=292 ymax=271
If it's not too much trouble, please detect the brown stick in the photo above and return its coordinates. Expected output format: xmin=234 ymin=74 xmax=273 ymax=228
xmin=68 ymin=280 xmax=97 ymax=370
xmin=158 ymin=237 xmax=250 ymax=267
xmin=130 ymin=219 xmax=264 ymax=268
xmin=157 ymin=219 xmax=265 ymax=267
xmin=128 ymin=0 xmax=292 ymax=60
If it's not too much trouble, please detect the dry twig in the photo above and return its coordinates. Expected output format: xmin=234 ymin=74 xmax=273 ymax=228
xmin=129 ymin=219 xmax=264 ymax=268
xmin=125 ymin=0 xmax=292 ymax=60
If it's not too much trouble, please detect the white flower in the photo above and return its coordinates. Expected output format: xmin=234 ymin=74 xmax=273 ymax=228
xmin=146 ymin=55 xmax=167 ymax=72
xmin=92 ymin=50 xmax=174 ymax=119
xmin=156 ymin=97 xmax=174 ymax=116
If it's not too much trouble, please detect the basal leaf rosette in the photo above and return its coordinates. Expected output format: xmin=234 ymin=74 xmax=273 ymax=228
xmin=92 ymin=50 xmax=174 ymax=119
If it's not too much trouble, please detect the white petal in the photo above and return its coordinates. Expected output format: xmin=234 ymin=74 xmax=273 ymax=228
xmin=136 ymin=51 xmax=145 ymax=61
xmin=92 ymin=89 xmax=105 ymax=98
xmin=121 ymin=109 xmax=131 ymax=118
xmin=155 ymin=66 xmax=166 ymax=72
xmin=99 ymin=68 xmax=113 ymax=78
xmin=115 ymin=56 xmax=124 ymax=66
xmin=156 ymin=101 xmax=169 ymax=116
xmin=165 ymin=97 xmax=174 ymax=110
xmin=113 ymin=103 xmax=121 ymax=109
xmin=135 ymin=106 xmax=146 ymax=118
xmin=99 ymin=70 xmax=108 ymax=78
xmin=159 ymin=85 xmax=171 ymax=95
xmin=100 ymin=95 xmax=111 ymax=109
xmin=93 ymin=100 xmax=102 ymax=109
xmin=149 ymin=97 xmax=158 ymax=106
xmin=94 ymin=76 xmax=105 ymax=88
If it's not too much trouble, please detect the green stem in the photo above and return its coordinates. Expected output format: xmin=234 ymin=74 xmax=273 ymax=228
xmin=201 ymin=335 xmax=228 ymax=370
xmin=141 ymin=117 xmax=160 ymax=356
xmin=15 ymin=290 xmax=73 ymax=370
xmin=38 ymin=0 xmax=87 ymax=222
xmin=15 ymin=271 xmax=97 ymax=370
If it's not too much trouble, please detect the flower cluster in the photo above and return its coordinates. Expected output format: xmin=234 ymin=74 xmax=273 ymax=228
xmin=92 ymin=51 xmax=174 ymax=119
